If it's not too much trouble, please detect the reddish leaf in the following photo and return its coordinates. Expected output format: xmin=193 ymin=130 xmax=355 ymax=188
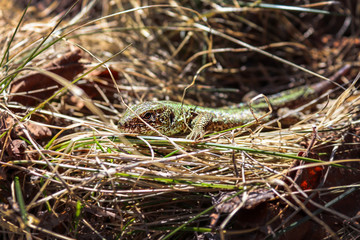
xmin=10 ymin=50 xmax=84 ymax=106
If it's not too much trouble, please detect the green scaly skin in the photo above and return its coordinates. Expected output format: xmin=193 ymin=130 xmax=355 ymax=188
xmin=118 ymin=66 xmax=350 ymax=139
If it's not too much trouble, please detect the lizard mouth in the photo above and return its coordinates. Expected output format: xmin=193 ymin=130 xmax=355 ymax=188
xmin=119 ymin=122 xmax=153 ymax=134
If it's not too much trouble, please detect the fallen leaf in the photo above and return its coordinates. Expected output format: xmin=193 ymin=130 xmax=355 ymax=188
xmin=10 ymin=49 xmax=84 ymax=106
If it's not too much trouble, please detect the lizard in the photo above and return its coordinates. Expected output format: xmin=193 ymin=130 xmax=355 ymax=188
xmin=118 ymin=65 xmax=351 ymax=139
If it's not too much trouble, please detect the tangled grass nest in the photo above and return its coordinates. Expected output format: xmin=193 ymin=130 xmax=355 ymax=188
xmin=0 ymin=1 xmax=359 ymax=239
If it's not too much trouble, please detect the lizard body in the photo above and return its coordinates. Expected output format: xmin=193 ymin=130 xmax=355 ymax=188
xmin=118 ymin=66 xmax=350 ymax=139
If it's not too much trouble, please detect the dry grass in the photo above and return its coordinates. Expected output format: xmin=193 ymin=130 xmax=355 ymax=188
xmin=0 ymin=1 xmax=359 ymax=239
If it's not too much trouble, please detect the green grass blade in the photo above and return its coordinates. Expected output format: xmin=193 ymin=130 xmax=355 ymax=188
xmin=0 ymin=0 xmax=31 ymax=68
xmin=14 ymin=176 xmax=29 ymax=228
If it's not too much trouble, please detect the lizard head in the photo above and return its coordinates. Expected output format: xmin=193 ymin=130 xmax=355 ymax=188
xmin=118 ymin=101 xmax=177 ymax=135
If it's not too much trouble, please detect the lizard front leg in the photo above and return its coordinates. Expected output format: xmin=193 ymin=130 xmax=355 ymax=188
xmin=187 ymin=112 xmax=215 ymax=140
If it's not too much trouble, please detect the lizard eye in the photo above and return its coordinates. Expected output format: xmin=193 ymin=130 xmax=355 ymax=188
xmin=142 ymin=112 xmax=153 ymax=120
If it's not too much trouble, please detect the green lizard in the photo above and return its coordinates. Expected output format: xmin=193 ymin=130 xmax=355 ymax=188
xmin=118 ymin=66 xmax=350 ymax=139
